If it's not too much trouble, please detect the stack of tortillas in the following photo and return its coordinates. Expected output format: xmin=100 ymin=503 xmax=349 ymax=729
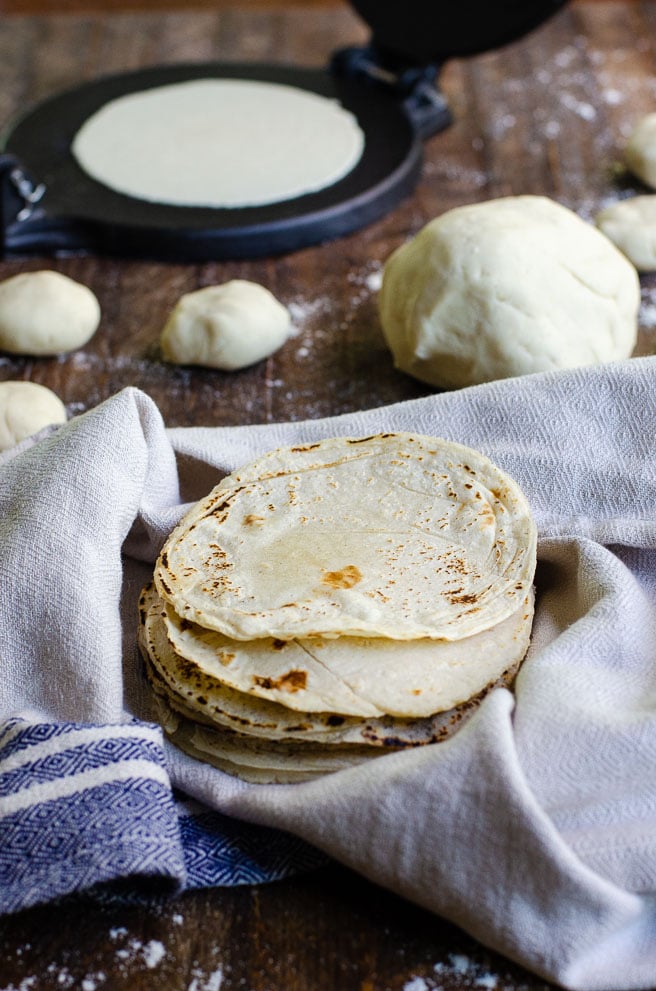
xmin=138 ymin=432 xmax=537 ymax=784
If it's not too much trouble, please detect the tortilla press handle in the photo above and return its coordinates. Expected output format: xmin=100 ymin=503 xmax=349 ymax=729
xmin=330 ymin=45 xmax=452 ymax=140
xmin=0 ymin=153 xmax=47 ymax=251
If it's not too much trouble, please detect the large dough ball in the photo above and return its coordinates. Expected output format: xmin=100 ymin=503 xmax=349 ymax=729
xmin=0 ymin=381 xmax=67 ymax=452
xmin=625 ymin=114 xmax=656 ymax=189
xmin=596 ymin=196 xmax=656 ymax=272
xmin=161 ymin=279 xmax=292 ymax=371
xmin=378 ymin=195 xmax=640 ymax=389
xmin=0 ymin=270 xmax=101 ymax=356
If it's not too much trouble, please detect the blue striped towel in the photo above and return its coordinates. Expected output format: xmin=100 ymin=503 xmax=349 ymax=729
xmin=0 ymin=717 xmax=323 ymax=915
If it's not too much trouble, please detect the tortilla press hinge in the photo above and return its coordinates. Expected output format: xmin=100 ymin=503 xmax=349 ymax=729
xmin=0 ymin=154 xmax=47 ymax=254
xmin=331 ymin=46 xmax=452 ymax=140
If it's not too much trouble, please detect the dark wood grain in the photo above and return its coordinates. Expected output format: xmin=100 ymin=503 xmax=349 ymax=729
xmin=1 ymin=3 xmax=655 ymax=989
xmin=0 ymin=864 xmax=556 ymax=991
xmin=0 ymin=0 xmax=343 ymax=11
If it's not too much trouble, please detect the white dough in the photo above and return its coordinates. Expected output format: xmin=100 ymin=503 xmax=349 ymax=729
xmin=161 ymin=280 xmax=292 ymax=371
xmin=72 ymin=78 xmax=365 ymax=208
xmin=625 ymin=114 xmax=656 ymax=189
xmin=0 ymin=271 xmax=100 ymax=356
xmin=378 ymin=195 xmax=640 ymax=390
xmin=596 ymin=196 xmax=656 ymax=272
xmin=0 ymin=381 xmax=67 ymax=452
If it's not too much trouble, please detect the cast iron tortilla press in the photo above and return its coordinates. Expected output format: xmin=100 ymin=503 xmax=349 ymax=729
xmin=0 ymin=0 xmax=568 ymax=261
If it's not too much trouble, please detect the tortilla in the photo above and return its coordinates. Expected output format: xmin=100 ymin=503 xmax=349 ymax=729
xmin=155 ymin=432 xmax=537 ymax=643
xmin=148 ymin=686 xmax=324 ymax=783
xmin=71 ymin=78 xmax=364 ymax=209
xmin=139 ymin=583 xmax=530 ymax=743
xmin=147 ymin=668 xmax=389 ymax=775
xmin=156 ymin=586 xmax=534 ymax=719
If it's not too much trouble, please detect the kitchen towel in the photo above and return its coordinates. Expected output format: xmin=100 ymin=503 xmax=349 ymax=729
xmin=2 ymin=357 xmax=656 ymax=989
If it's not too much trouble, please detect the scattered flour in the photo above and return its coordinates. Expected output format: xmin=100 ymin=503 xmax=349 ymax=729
xmin=450 ymin=954 xmax=473 ymax=974
xmin=188 ymin=965 xmax=224 ymax=991
xmin=490 ymin=112 xmax=517 ymax=139
xmin=141 ymin=940 xmax=166 ymax=969
xmin=642 ymin=304 xmax=656 ymax=328
xmin=483 ymin=35 xmax=637 ymax=152
xmin=46 ymin=963 xmax=74 ymax=988
xmin=364 ymin=269 xmax=383 ymax=293
xmin=286 ymin=296 xmax=332 ymax=330
xmin=287 ymin=266 xmax=382 ymax=364
xmin=346 ymin=263 xmax=383 ymax=304
xmin=107 ymin=929 xmax=166 ymax=972
xmin=560 ymin=92 xmax=596 ymax=121
xmin=603 ymin=88 xmax=624 ymax=106
xmin=422 ymin=159 xmax=489 ymax=189
xmin=554 ymin=46 xmax=577 ymax=69
xmin=80 ymin=975 xmax=106 ymax=991
xmin=543 ymin=120 xmax=561 ymax=140
xmin=402 ymin=953 xmax=500 ymax=991
xmin=0 ymin=963 xmax=105 ymax=991
xmin=403 ymin=978 xmax=431 ymax=991
xmin=475 ymin=975 xmax=499 ymax=989
xmin=640 ymin=287 xmax=656 ymax=329
xmin=0 ymin=929 xmax=228 ymax=991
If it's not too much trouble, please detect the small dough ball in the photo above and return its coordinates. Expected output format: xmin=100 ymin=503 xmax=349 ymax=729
xmin=596 ymin=196 xmax=656 ymax=272
xmin=378 ymin=195 xmax=640 ymax=390
xmin=161 ymin=279 xmax=292 ymax=371
xmin=0 ymin=270 xmax=101 ymax=356
xmin=625 ymin=114 xmax=656 ymax=189
xmin=0 ymin=380 xmax=67 ymax=452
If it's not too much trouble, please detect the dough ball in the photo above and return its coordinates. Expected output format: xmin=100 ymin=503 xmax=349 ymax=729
xmin=0 ymin=270 xmax=101 ymax=356
xmin=596 ymin=196 xmax=656 ymax=272
xmin=378 ymin=195 xmax=640 ymax=390
xmin=625 ymin=114 xmax=656 ymax=189
xmin=0 ymin=380 xmax=67 ymax=452
xmin=161 ymin=279 xmax=292 ymax=371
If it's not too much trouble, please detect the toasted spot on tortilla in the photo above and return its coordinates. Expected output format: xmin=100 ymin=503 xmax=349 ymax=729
xmin=321 ymin=565 xmax=363 ymax=590
xmin=253 ymin=670 xmax=308 ymax=693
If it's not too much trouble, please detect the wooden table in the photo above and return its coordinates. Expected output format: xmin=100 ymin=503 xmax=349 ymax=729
xmin=1 ymin=3 xmax=655 ymax=988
